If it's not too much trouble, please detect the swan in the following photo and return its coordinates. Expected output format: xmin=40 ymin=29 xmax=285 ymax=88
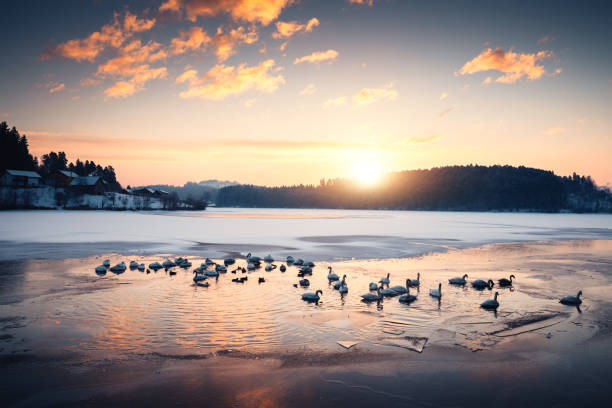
xmin=95 ymin=265 xmax=107 ymax=274
xmin=304 ymin=261 xmax=315 ymax=268
xmin=301 ymin=290 xmax=323 ymax=302
xmin=407 ymin=273 xmax=420 ymax=287
xmin=129 ymin=261 xmax=139 ymax=269
xmin=380 ymin=287 xmax=400 ymax=297
xmin=379 ymin=273 xmax=390 ymax=285
xmin=179 ymin=260 xmax=192 ymax=268
xmin=193 ymin=272 xmax=207 ymax=282
xmin=224 ymin=257 xmax=235 ymax=266
xmin=498 ymin=275 xmax=515 ymax=287
xmin=169 ymin=270 xmax=177 ymax=276
xmin=264 ymin=254 xmax=274 ymax=263
xmin=299 ymin=278 xmax=310 ymax=287
xmin=390 ymin=279 xmax=411 ymax=294
xmin=472 ymin=279 xmax=494 ymax=289
xmin=361 ymin=287 xmax=383 ymax=302
xmin=333 ymin=275 xmax=347 ymax=289
xmin=481 ymin=292 xmax=500 ymax=309
xmin=247 ymin=263 xmax=257 ymax=271
xmin=293 ymin=258 xmax=304 ymax=266
xmin=205 ymin=258 xmax=215 ymax=266
xmin=102 ymin=259 xmax=110 ymax=267
xmin=137 ymin=263 xmax=145 ymax=271
xmin=246 ymin=253 xmax=262 ymax=263
xmin=110 ymin=262 xmax=126 ymax=273
xmin=286 ymin=256 xmax=295 ymax=264
xmin=327 ymin=267 xmax=339 ymax=281
xmin=300 ymin=266 xmax=313 ymax=274
xmin=429 ymin=283 xmax=442 ymax=298
xmin=149 ymin=262 xmax=163 ymax=270
xmin=205 ymin=269 xmax=219 ymax=277
xmin=560 ymin=290 xmax=583 ymax=305
xmin=215 ymin=264 xmax=227 ymax=273
xmin=449 ymin=274 xmax=468 ymax=285
xmin=339 ymin=282 xmax=348 ymax=294
xmin=399 ymin=287 xmax=417 ymax=303
xmin=369 ymin=282 xmax=378 ymax=291
xmin=280 ymin=265 xmax=286 ymax=272
xmin=258 ymin=277 xmax=265 ymax=283
xmin=162 ymin=260 xmax=175 ymax=268
xmin=265 ymin=264 xmax=277 ymax=272
xmin=196 ymin=281 xmax=209 ymax=287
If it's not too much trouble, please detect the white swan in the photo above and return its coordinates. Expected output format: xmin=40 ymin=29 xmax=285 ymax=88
xmin=498 ymin=275 xmax=515 ymax=287
xmin=429 ymin=283 xmax=442 ymax=298
xmin=379 ymin=273 xmax=390 ymax=285
xmin=327 ymin=266 xmax=339 ymax=281
xmin=481 ymin=292 xmax=500 ymax=309
xmin=449 ymin=274 xmax=468 ymax=285
xmin=399 ymin=287 xmax=417 ymax=303
xmin=560 ymin=290 xmax=583 ymax=305
xmin=302 ymin=290 xmax=322 ymax=302
xmin=369 ymin=282 xmax=378 ymax=291
xmin=472 ymin=279 xmax=494 ymax=289
xmin=390 ymin=279 xmax=410 ymax=294
xmin=407 ymin=273 xmax=420 ymax=287
xmin=361 ymin=286 xmax=383 ymax=302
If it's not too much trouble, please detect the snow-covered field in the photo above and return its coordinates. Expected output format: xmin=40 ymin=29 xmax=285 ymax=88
xmin=0 ymin=208 xmax=611 ymax=261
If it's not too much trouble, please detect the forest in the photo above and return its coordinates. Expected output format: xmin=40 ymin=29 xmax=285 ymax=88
xmin=216 ymin=165 xmax=612 ymax=212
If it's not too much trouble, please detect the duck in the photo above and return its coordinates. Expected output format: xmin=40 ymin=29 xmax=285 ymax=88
xmin=264 ymin=254 xmax=274 ymax=263
xmin=379 ymin=273 xmax=390 ymax=285
xmin=280 ymin=264 xmax=286 ymax=272
xmin=196 ymin=281 xmax=209 ymax=287
xmin=301 ymin=290 xmax=322 ymax=302
xmin=369 ymin=282 xmax=379 ymax=291
xmin=560 ymin=290 xmax=583 ymax=305
xmin=390 ymin=279 xmax=411 ymax=294
xmin=472 ymin=279 xmax=494 ymax=290
xmin=429 ymin=283 xmax=442 ymax=298
xmin=449 ymin=274 xmax=468 ymax=285
xmin=481 ymin=292 xmax=500 ymax=309
xmin=95 ymin=265 xmax=107 ymax=274
xmin=333 ymin=275 xmax=347 ymax=289
xmin=398 ymin=287 xmax=417 ymax=303
xmin=407 ymin=273 xmax=420 ymax=287
xmin=498 ymin=275 xmax=515 ymax=287
xmin=232 ymin=278 xmax=244 ymax=283
xmin=169 ymin=270 xmax=177 ymax=276
xmin=327 ymin=267 xmax=339 ymax=281
xmin=102 ymin=259 xmax=110 ymax=268
xmin=224 ymin=257 xmax=235 ymax=266
xmin=265 ymin=264 xmax=277 ymax=272
xmin=361 ymin=286 xmax=383 ymax=302
xmin=299 ymin=278 xmax=310 ymax=287
xmin=286 ymin=256 xmax=295 ymax=264
xmin=258 ymin=277 xmax=265 ymax=283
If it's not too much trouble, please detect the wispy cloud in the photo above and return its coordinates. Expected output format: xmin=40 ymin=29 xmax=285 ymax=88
xmin=353 ymin=83 xmax=397 ymax=107
xmin=542 ymin=126 xmax=565 ymax=135
xmin=272 ymin=17 xmax=319 ymax=39
xmin=439 ymin=106 xmax=455 ymax=117
xmin=178 ymin=59 xmax=285 ymax=100
xmin=170 ymin=26 xmax=211 ymax=55
xmin=211 ymin=26 xmax=258 ymax=61
xmin=299 ymin=83 xmax=316 ymax=95
xmin=538 ymin=35 xmax=555 ymax=44
xmin=458 ymin=47 xmax=557 ymax=84
xmin=323 ymin=96 xmax=346 ymax=108
xmin=294 ymin=49 xmax=338 ymax=65
xmin=439 ymin=92 xmax=448 ymax=100
xmin=347 ymin=0 xmax=374 ymax=6
xmin=159 ymin=0 xmax=294 ymax=26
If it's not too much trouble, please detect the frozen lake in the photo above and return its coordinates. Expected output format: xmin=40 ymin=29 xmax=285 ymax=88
xmin=0 ymin=208 xmax=611 ymax=261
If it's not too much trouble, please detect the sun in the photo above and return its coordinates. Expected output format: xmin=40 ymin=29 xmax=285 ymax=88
xmin=352 ymin=161 xmax=383 ymax=185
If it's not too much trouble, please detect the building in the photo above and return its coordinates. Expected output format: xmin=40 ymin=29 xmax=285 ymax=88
xmin=69 ymin=176 xmax=107 ymax=195
xmin=45 ymin=170 xmax=79 ymax=187
xmin=0 ymin=169 xmax=42 ymax=187
xmin=131 ymin=187 xmax=158 ymax=197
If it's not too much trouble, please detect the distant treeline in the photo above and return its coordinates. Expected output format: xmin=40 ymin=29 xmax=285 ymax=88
xmin=138 ymin=180 xmax=239 ymax=203
xmin=1 ymin=121 xmax=121 ymax=191
xmin=216 ymin=165 xmax=612 ymax=213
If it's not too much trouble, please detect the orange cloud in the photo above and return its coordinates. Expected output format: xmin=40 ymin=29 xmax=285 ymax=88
xmin=542 ymin=126 xmax=565 ymax=135
xmin=294 ymin=49 xmax=338 ymax=64
xmin=97 ymin=40 xmax=168 ymax=98
xmin=170 ymin=26 xmax=211 ymax=55
xmin=353 ymin=83 xmax=397 ymax=106
xmin=159 ymin=0 xmax=294 ymax=25
xmin=323 ymin=96 xmax=346 ymax=108
xmin=79 ymin=77 xmax=101 ymax=87
xmin=299 ymin=83 xmax=316 ymax=95
xmin=348 ymin=0 xmax=373 ymax=5
xmin=272 ymin=18 xmax=319 ymax=39
xmin=178 ymin=59 xmax=285 ymax=100
xmin=439 ymin=106 xmax=455 ymax=117
xmin=538 ymin=35 xmax=555 ymax=44
xmin=44 ymin=81 xmax=65 ymax=93
xmin=458 ymin=47 xmax=556 ymax=84
xmin=41 ymin=11 xmax=155 ymax=62
xmin=212 ymin=26 xmax=258 ymax=61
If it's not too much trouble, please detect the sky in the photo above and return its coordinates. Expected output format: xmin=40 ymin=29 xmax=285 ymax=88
xmin=1 ymin=0 xmax=611 ymax=187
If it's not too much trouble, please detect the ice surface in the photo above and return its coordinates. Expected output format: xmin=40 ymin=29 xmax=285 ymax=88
xmin=0 ymin=208 xmax=611 ymax=260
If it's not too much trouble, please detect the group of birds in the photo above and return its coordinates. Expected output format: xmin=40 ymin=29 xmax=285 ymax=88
xmin=94 ymin=254 xmax=584 ymax=309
